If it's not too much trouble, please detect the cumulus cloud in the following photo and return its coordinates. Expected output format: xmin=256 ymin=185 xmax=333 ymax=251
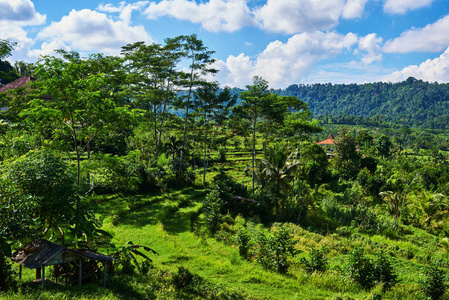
xmin=27 ymin=40 xmax=71 ymax=59
xmin=142 ymin=0 xmax=368 ymax=34
xmin=34 ymin=8 xmax=152 ymax=57
xmin=342 ymin=0 xmax=369 ymax=19
xmin=254 ymin=0 xmax=345 ymax=34
xmin=97 ymin=1 xmax=149 ymax=24
xmin=0 ymin=0 xmax=46 ymax=61
xmin=383 ymin=0 xmax=434 ymax=14
xmin=384 ymin=47 xmax=449 ymax=83
xmin=358 ymin=33 xmax=383 ymax=64
xmin=0 ymin=0 xmax=45 ymax=24
xmin=143 ymin=0 xmax=255 ymax=32
xmin=384 ymin=14 xmax=449 ymax=53
xmin=215 ymin=31 xmax=358 ymax=88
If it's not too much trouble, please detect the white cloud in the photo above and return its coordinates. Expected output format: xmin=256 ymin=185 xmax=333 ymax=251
xmin=28 ymin=40 xmax=71 ymax=59
xmin=143 ymin=0 xmax=368 ymax=34
xmin=255 ymin=0 xmax=345 ymax=34
xmin=97 ymin=1 xmax=149 ymax=25
xmin=144 ymin=0 xmax=255 ymax=32
xmin=0 ymin=0 xmax=46 ymax=61
xmin=215 ymin=31 xmax=358 ymax=88
xmin=383 ymin=0 xmax=434 ymax=14
xmin=384 ymin=14 xmax=449 ymax=53
xmin=0 ymin=0 xmax=45 ymax=24
xmin=358 ymin=33 xmax=383 ymax=64
xmin=34 ymin=8 xmax=152 ymax=57
xmin=384 ymin=47 xmax=449 ymax=83
xmin=342 ymin=0 xmax=369 ymax=19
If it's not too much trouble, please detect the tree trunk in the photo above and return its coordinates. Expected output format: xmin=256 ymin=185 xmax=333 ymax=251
xmin=153 ymin=104 xmax=159 ymax=164
xmin=252 ymin=118 xmax=256 ymax=193
xmin=182 ymin=68 xmax=195 ymax=163
xmin=203 ymin=115 xmax=209 ymax=186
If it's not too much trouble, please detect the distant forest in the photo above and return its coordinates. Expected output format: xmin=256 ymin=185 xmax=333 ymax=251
xmin=276 ymin=77 xmax=449 ymax=129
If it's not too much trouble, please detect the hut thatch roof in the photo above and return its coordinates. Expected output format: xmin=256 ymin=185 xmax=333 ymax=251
xmin=11 ymin=239 xmax=114 ymax=270
xmin=11 ymin=239 xmax=65 ymax=269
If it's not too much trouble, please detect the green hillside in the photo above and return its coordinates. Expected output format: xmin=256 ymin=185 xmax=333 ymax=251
xmin=277 ymin=77 xmax=449 ymax=129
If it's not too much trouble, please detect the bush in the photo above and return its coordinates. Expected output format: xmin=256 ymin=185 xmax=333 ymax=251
xmin=348 ymin=249 xmax=398 ymax=291
xmin=348 ymin=248 xmax=376 ymax=290
xmin=255 ymin=226 xmax=298 ymax=274
xmin=235 ymin=229 xmax=251 ymax=259
xmin=218 ymin=146 xmax=227 ymax=162
xmin=375 ymin=251 xmax=398 ymax=291
xmin=301 ymin=247 xmax=328 ymax=273
xmin=202 ymin=188 xmax=223 ymax=234
xmin=420 ymin=262 xmax=447 ymax=300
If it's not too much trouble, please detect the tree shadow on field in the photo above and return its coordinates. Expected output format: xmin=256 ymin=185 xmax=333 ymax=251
xmin=108 ymin=189 xmax=205 ymax=233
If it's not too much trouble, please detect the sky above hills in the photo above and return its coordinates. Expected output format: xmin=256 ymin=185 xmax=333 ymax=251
xmin=2 ymin=0 xmax=449 ymax=88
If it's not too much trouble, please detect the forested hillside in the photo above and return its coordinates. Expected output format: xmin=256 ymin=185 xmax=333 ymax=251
xmin=277 ymin=77 xmax=449 ymax=129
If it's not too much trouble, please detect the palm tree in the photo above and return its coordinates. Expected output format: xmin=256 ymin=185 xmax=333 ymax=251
xmin=164 ymin=135 xmax=183 ymax=160
xmin=379 ymin=173 xmax=419 ymax=218
xmin=415 ymin=191 xmax=448 ymax=229
xmin=257 ymin=143 xmax=298 ymax=220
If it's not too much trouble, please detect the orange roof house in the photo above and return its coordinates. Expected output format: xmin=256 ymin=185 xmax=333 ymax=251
xmin=317 ymin=134 xmax=335 ymax=145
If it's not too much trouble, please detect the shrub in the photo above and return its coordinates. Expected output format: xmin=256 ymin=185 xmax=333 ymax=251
xmin=255 ymin=226 xmax=298 ymax=274
xmin=235 ymin=229 xmax=251 ymax=259
xmin=348 ymin=249 xmax=398 ymax=291
xmin=301 ymin=247 xmax=328 ymax=273
xmin=202 ymin=188 xmax=223 ymax=234
xmin=374 ymin=251 xmax=398 ymax=291
xmin=218 ymin=146 xmax=227 ymax=162
xmin=348 ymin=248 xmax=376 ymax=290
xmin=420 ymin=262 xmax=447 ymax=300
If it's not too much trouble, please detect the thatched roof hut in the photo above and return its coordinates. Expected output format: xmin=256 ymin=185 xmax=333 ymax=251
xmin=11 ymin=239 xmax=115 ymax=288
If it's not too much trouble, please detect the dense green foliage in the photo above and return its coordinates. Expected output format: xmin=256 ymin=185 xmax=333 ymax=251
xmin=278 ymin=78 xmax=449 ymax=128
xmin=1 ymin=37 xmax=449 ymax=299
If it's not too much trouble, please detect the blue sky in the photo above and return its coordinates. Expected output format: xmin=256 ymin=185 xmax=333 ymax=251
xmin=2 ymin=0 xmax=449 ymax=88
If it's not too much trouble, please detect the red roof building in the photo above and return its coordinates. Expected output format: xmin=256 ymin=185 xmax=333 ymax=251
xmin=317 ymin=134 xmax=335 ymax=145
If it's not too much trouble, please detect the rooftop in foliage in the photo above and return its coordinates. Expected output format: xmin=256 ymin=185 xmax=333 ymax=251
xmin=0 ymin=76 xmax=34 ymax=94
xmin=11 ymin=239 xmax=114 ymax=270
xmin=317 ymin=134 xmax=335 ymax=145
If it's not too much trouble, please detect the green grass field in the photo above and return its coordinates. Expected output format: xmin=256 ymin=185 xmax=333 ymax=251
xmin=8 ymin=186 xmax=448 ymax=300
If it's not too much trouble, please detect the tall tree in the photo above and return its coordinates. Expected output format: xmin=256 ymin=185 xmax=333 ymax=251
xmin=21 ymin=50 xmax=131 ymax=186
xmin=256 ymin=143 xmax=298 ymax=220
xmin=234 ymin=76 xmax=273 ymax=192
xmin=333 ymin=130 xmax=361 ymax=180
xmin=172 ymin=34 xmax=217 ymax=159
xmin=122 ymin=40 xmax=183 ymax=164
xmin=194 ymin=83 xmax=236 ymax=185
xmin=6 ymin=150 xmax=78 ymax=242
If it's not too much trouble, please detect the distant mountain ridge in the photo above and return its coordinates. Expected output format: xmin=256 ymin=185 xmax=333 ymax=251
xmin=275 ymin=77 xmax=449 ymax=129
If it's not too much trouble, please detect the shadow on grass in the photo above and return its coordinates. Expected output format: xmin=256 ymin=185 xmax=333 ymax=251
xmin=17 ymin=275 xmax=155 ymax=300
xmin=105 ymin=188 xmax=206 ymax=235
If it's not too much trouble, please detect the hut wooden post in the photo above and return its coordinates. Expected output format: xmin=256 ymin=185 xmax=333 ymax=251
xmin=103 ymin=263 xmax=106 ymax=288
xmin=42 ymin=265 xmax=46 ymax=289
xmin=79 ymin=260 xmax=82 ymax=286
